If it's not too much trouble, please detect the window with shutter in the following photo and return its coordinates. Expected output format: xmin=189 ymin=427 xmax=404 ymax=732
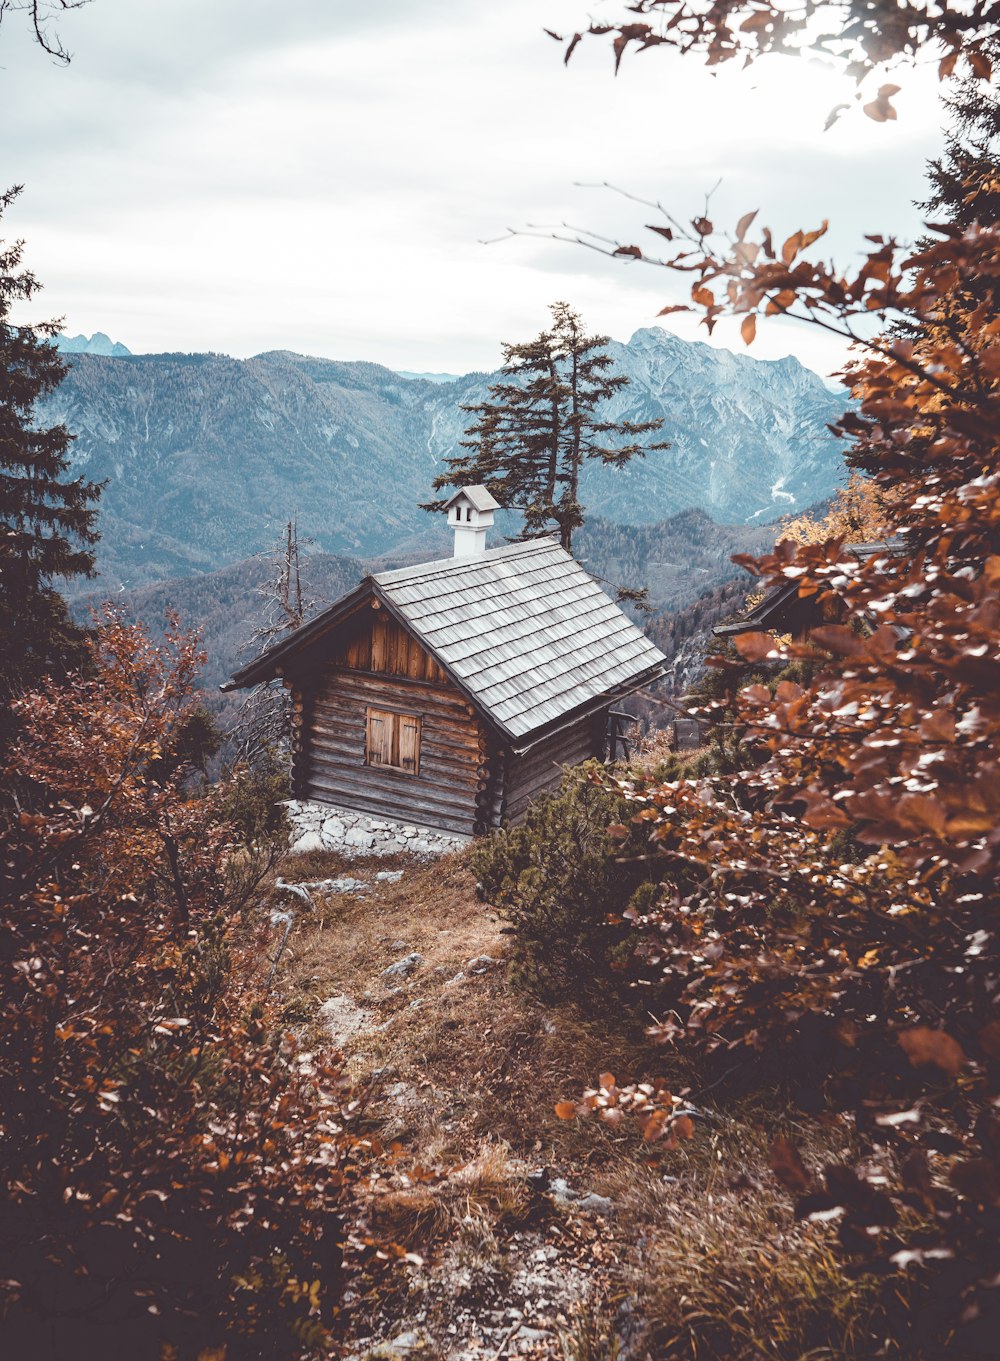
xmin=398 ymin=714 xmax=421 ymax=775
xmin=365 ymin=707 xmax=421 ymax=775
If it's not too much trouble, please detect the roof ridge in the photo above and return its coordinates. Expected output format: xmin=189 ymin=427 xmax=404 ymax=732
xmin=373 ymin=536 xmax=561 ymax=587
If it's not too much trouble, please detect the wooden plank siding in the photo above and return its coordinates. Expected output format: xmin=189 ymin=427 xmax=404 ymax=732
xmin=332 ymin=608 xmax=451 ymax=686
xmin=291 ymin=614 xmax=493 ymax=832
xmin=502 ymin=711 xmax=606 ymax=825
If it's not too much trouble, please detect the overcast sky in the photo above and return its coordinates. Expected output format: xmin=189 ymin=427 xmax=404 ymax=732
xmin=1 ymin=0 xmax=947 ymax=378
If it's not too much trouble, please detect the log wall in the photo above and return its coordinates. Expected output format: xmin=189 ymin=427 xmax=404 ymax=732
xmin=291 ymin=666 xmax=490 ymax=836
xmin=285 ymin=604 xmax=610 ymax=835
xmin=502 ymin=710 xmax=606 ymax=825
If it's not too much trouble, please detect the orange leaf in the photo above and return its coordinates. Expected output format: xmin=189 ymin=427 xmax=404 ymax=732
xmin=733 ymin=631 xmax=777 ymax=662
xmin=641 ymin=1109 xmax=669 ymax=1141
xmin=898 ymin=1027 xmax=965 ymax=1078
xmin=769 ymin=1136 xmax=811 ymax=1193
xmin=554 ymin=1101 xmax=578 ymax=1121
xmin=673 ymin=1114 xmax=695 ymax=1140
xmin=741 ymin=314 xmax=757 ymax=346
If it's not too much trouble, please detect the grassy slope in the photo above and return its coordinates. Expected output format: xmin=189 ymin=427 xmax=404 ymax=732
xmin=271 ymin=847 xmax=890 ymax=1361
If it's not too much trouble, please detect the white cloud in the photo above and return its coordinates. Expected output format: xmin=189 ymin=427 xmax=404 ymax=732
xmin=1 ymin=0 xmax=947 ymax=379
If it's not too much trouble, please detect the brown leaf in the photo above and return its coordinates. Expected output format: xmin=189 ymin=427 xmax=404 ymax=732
xmin=741 ymin=314 xmax=757 ymax=346
xmin=978 ymin=1021 xmax=1000 ymax=1061
xmin=950 ymin=1158 xmax=999 ymax=1205
xmin=554 ymin=1101 xmax=577 ymax=1121
xmin=864 ymin=86 xmax=900 ymax=122
xmin=769 ymin=1136 xmax=811 ymax=1193
xmin=673 ymin=1114 xmax=695 ymax=1140
xmin=781 ymin=231 xmax=803 ymax=264
xmin=735 ymin=209 xmax=758 ymax=241
xmin=733 ymin=630 xmax=777 ymax=662
xmin=898 ymin=1027 xmax=965 ymax=1077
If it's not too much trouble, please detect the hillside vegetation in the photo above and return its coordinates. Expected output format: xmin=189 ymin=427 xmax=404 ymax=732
xmin=42 ymin=331 xmax=847 ymax=592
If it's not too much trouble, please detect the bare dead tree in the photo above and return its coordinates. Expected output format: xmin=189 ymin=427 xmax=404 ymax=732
xmin=229 ymin=519 xmax=316 ymax=770
xmin=0 ymin=0 xmax=92 ymax=63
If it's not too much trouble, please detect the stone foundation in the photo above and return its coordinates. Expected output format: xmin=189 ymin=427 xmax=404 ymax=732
xmin=284 ymin=799 xmax=470 ymax=859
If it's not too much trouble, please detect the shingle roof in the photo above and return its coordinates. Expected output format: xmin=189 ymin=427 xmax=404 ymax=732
xmin=373 ymin=538 xmax=666 ymax=739
xmin=224 ymin=537 xmax=666 ymax=743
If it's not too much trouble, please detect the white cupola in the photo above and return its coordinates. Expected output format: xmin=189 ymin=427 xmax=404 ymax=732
xmin=444 ymin=485 xmax=501 ymax=557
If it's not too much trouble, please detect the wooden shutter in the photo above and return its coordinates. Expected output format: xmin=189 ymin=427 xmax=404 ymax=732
xmin=366 ymin=708 xmax=394 ymax=767
xmin=366 ymin=707 xmax=420 ymax=774
xmin=398 ymin=714 xmax=421 ymax=775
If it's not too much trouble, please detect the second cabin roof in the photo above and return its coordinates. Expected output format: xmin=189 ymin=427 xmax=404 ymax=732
xmin=225 ymin=537 xmax=667 ymax=743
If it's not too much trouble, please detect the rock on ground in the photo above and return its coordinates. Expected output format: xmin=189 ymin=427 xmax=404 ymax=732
xmin=317 ymin=994 xmax=372 ymax=1044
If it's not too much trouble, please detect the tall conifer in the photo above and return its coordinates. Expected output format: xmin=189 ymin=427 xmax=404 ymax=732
xmin=432 ymin=302 xmax=668 ymax=553
xmin=0 ymin=186 xmax=102 ymax=708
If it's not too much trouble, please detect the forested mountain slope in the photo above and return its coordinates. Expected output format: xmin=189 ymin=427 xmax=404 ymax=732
xmin=42 ymin=330 xmax=847 ymax=593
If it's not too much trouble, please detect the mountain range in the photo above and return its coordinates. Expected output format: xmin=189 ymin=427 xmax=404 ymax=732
xmin=40 ymin=327 xmax=850 ymax=594
xmin=57 ymin=332 xmax=133 ymax=358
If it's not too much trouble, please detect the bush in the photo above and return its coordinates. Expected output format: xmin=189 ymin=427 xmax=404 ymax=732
xmin=473 ymin=766 xmax=658 ymax=1002
xmin=218 ymin=746 xmax=291 ymax=847
xmin=0 ymin=610 xmax=366 ymax=1360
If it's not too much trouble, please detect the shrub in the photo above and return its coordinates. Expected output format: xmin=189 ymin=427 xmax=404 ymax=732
xmin=473 ymin=766 xmax=657 ymax=1002
xmin=0 ymin=609 xmax=368 ymax=1360
xmin=218 ymin=746 xmax=291 ymax=847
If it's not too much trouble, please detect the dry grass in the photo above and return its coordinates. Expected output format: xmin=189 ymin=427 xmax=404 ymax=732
xmin=370 ymin=1141 xmax=536 ymax=1252
xmin=594 ymin=1115 xmax=908 ymax=1361
xmin=276 ymin=845 xmax=658 ymax=1166
xmin=271 ymin=844 xmax=905 ymax=1359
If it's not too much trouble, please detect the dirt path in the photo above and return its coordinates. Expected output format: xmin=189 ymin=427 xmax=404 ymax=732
xmin=272 ymin=846 xmax=649 ymax=1360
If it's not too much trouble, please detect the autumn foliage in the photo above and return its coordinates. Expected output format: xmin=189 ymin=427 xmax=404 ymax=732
xmin=552 ymin=212 xmax=1000 ymax=1351
xmin=513 ymin=30 xmax=1000 ymax=1342
xmin=0 ymin=611 xmax=367 ymax=1359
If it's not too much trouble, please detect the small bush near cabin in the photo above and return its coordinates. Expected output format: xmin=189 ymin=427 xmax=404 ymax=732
xmin=473 ymin=767 xmax=657 ymax=1003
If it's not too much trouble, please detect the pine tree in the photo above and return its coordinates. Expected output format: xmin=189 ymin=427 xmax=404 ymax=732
xmin=431 ymin=302 xmax=669 ymax=553
xmin=920 ymin=35 xmax=1000 ymax=232
xmin=0 ymin=185 xmax=102 ymax=711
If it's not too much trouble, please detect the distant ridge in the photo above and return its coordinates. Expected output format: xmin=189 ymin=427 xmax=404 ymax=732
xmin=395 ymin=370 xmax=461 ymax=384
xmin=58 ymin=332 xmax=132 ymax=357
xmin=40 ymin=327 xmax=849 ymax=594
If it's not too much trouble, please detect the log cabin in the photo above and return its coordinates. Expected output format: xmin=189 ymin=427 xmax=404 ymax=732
xmin=222 ymin=487 xmax=667 ymax=838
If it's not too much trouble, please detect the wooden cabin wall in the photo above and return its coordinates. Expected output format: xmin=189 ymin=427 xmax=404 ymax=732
xmin=288 ymin=608 xmax=495 ymax=835
xmin=502 ymin=710 xmax=606 ymax=825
